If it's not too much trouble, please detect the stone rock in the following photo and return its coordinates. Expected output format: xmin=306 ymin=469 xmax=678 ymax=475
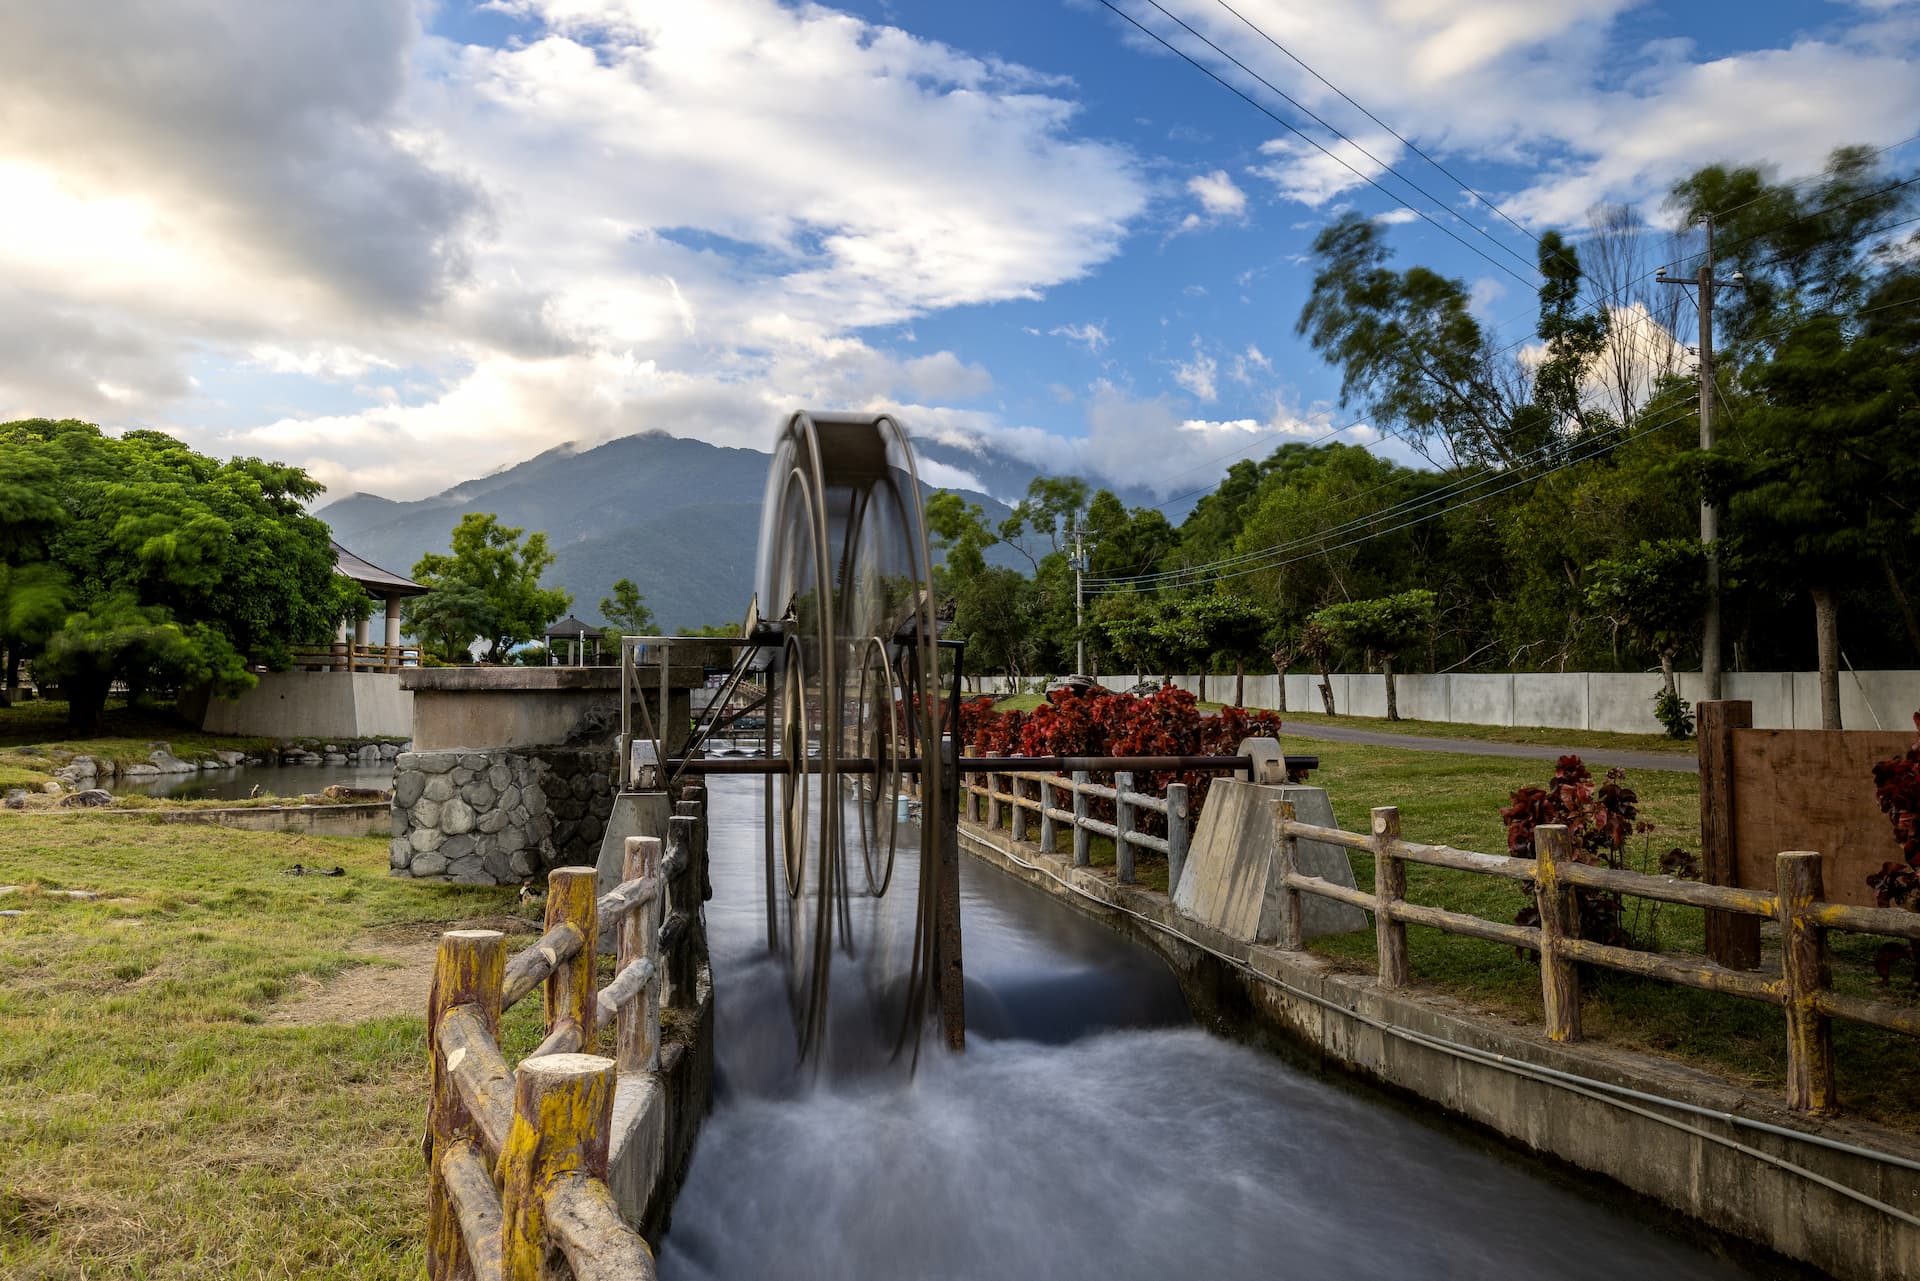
xmin=411 ymin=850 xmax=449 ymax=878
xmin=392 ymin=808 xmax=408 ymax=837
xmin=392 ymin=771 xmax=426 ymax=808
xmin=502 ymin=825 xmax=527 ymax=853
xmin=149 ymin=749 xmax=196 ymax=774
xmin=412 ymin=797 xmax=443 ymax=829
xmin=487 ymin=763 xmax=513 ymax=791
xmin=439 ymin=833 xmax=476 ymax=864
xmin=67 ymin=755 xmax=98 ymax=778
xmin=214 ymin=750 xmax=247 ymax=767
xmin=447 ymin=858 xmax=492 ymax=885
xmin=322 ymin=753 xmax=347 ymax=766
xmin=496 ymin=786 xmax=521 ymax=815
xmin=440 ymin=797 xmax=475 ymax=835
xmin=422 ymin=774 xmax=455 ymax=803
xmin=119 ymin=763 xmax=160 ymax=778
xmin=462 ymin=781 xmax=496 ymax=810
xmin=409 ymin=751 xmax=458 ymax=775
xmin=60 ymin=789 xmax=114 ymax=808
xmin=460 ymin=753 xmax=490 ymax=773
xmin=452 ymin=767 xmax=474 ymax=787
xmin=482 ymin=847 xmax=513 ymax=882
xmin=4 ymin=790 xmax=28 ymax=809
xmin=389 ymin=839 xmax=411 ymax=869
xmin=524 ymin=788 xmax=548 ymax=817
xmin=477 ymin=808 xmax=511 ymax=835
xmin=355 ymin=744 xmax=382 ymax=764
xmin=509 ymin=848 xmax=535 ymax=878
xmin=41 ymin=780 xmax=63 ymax=795
xmin=409 ymin=825 xmax=446 ymax=854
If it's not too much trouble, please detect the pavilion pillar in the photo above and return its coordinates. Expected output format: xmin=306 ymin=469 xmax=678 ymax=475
xmin=385 ymin=594 xmax=403 ymax=652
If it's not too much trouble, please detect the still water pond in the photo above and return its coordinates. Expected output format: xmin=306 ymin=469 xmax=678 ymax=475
xmin=106 ymin=762 xmax=396 ymax=801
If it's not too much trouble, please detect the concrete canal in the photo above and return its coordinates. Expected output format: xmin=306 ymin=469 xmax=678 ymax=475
xmin=659 ymin=777 xmax=1766 ymax=1280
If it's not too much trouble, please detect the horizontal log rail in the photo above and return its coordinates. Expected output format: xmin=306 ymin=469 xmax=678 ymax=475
xmin=427 ymin=826 xmax=676 ymax=1280
xmin=1270 ymin=804 xmax=1920 ymax=1116
xmin=289 ymin=641 xmax=422 ymax=673
xmin=959 ymin=745 xmax=1196 ymax=893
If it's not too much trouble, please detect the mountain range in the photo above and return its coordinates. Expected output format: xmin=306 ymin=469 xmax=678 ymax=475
xmin=316 ymin=429 xmax=1169 ymax=633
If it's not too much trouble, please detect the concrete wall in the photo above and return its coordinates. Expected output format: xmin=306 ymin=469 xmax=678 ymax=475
xmin=983 ymin=670 xmax=1920 ymax=733
xmin=93 ymin=802 xmax=389 ymax=837
xmin=202 ymin=671 xmax=413 ymax=739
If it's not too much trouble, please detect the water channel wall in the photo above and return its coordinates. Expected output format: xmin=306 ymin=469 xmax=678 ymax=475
xmin=956 ymin=816 xmax=1920 ymax=1281
xmin=388 ymin=748 xmax=614 ymax=883
xmin=200 ymin=670 xmax=414 ymax=739
xmin=981 ymin=670 xmax=1920 ymax=735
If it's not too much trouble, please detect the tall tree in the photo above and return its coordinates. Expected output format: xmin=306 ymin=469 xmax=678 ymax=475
xmin=1312 ymin=589 xmax=1437 ymax=722
xmin=599 ymin=578 xmax=657 ymax=636
xmin=408 ymin=513 xmax=571 ymax=664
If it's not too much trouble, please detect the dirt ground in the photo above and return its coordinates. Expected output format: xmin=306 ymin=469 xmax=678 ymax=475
xmin=268 ymin=915 xmax=538 ymax=1025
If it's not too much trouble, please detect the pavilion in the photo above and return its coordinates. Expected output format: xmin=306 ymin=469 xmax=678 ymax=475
xmin=545 ymin=614 xmax=604 ymax=666
xmin=332 ymin=541 xmax=430 ymax=668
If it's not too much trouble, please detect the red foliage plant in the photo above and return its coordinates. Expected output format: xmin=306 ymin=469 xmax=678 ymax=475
xmin=965 ymin=686 xmax=1280 ymax=836
xmin=1867 ymin=713 xmax=1920 ymax=984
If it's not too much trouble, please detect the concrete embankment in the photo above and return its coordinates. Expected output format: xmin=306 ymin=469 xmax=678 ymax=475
xmin=957 ymin=820 xmax=1920 ymax=1281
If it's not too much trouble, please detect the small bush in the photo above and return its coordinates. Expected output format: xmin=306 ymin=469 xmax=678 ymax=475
xmin=1652 ymin=687 xmax=1695 ymax=739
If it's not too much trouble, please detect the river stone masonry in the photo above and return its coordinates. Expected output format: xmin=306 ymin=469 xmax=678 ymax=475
xmin=388 ymin=747 xmax=614 ymax=884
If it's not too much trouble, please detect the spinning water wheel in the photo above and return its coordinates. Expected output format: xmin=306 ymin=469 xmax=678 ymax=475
xmin=753 ymin=411 xmax=953 ymax=1065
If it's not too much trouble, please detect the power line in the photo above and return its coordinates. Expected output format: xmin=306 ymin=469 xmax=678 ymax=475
xmin=1091 ymin=399 xmax=1699 ymax=594
xmin=1708 ymin=132 xmax=1920 ymax=222
xmin=1095 ymin=0 xmax=1539 ymax=289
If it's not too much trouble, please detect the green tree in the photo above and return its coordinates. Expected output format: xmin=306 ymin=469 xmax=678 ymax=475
xmin=408 ymin=513 xmax=571 ymax=663
xmin=1159 ymin=593 xmax=1271 ymax=706
xmin=598 ymin=578 xmax=657 ymax=636
xmin=1312 ymin=589 xmax=1437 ymax=721
xmin=1584 ymin=539 xmax=1710 ymax=700
xmin=0 ymin=419 xmax=357 ymax=730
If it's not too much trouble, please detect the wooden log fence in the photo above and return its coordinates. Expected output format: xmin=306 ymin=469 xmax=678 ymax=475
xmin=288 ymin=641 xmax=421 ymax=673
xmin=1269 ymin=804 xmax=1920 ymax=1115
xmin=962 ymin=744 xmax=1192 ymax=893
xmin=426 ymin=833 xmax=670 ymax=1280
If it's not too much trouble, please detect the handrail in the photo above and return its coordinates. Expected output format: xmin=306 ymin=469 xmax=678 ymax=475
xmin=1266 ymin=804 xmax=1920 ymax=1116
xmin=426 ymin=822 xmax=679 ymax=1280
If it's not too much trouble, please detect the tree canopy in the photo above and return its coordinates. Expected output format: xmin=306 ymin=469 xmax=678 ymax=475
xmin=0 ymin=418 xmax=360 ymax=729
xmin=406 ymin=513 xmax=571 ymax=663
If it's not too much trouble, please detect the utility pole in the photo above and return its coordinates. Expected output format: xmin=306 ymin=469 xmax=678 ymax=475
xmin=1658 ymin=215 xmax=1742 ymax=702
xmin=1069 ymin=527 xmax=1089 ymax=676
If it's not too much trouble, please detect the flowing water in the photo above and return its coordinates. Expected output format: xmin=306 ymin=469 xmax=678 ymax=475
xmin=659 ymin=777 xmax=1763 ymax=1280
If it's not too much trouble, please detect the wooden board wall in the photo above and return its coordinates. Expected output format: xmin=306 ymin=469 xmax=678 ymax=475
xmin=1729 ymin=728 xmax=1913 ymax=908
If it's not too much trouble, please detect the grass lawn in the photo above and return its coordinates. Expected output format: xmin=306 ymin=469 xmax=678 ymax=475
xmin=0 ymin=817 xmax=551 ymax=1278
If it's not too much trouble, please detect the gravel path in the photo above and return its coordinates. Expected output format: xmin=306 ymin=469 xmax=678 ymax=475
xmin=1280 ymin=721 xmax=1698 ymax=774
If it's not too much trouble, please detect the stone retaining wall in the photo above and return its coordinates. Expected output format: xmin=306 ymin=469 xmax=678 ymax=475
xmin=388 ymin=747 xmax=614 ymax=884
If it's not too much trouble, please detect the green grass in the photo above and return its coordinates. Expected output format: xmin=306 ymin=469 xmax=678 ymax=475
xmin=0 ymin=817 xmax=546 ymax=1278
xmin=973 ymin=739 xmax=1920 ymax=1130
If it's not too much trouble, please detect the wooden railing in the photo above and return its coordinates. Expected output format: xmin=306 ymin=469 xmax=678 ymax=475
xmin=963 ymin=756 xmax=1192 ymax=894
xmin=1274 ymin=803 xmax=1920 ymax=1115
xmin=425 ymin=840 xmax=665 ymax=1281
xmin=290 ymin=642 xmax=421 ymax=673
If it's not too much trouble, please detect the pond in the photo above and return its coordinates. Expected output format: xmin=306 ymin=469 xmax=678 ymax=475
xmin=105 ymin=762 xmax=397 ymax=802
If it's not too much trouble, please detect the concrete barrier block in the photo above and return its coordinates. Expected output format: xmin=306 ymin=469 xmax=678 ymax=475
xmin=1514 ymin=673 xmax=1587 ymax=731
xmin=607 ymin=1070 xmax=668 ymax=1227
xmin=1173 ymin=779 xmax=1367 ymax=942
xmin=1449 ymin=674 xmax=1513 ymax=726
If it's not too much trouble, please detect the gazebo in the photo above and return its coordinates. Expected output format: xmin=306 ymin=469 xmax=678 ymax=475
xmin=330 ymin=541 xmax=429 ymax=669
xmin=545 ymin=615 xmax=605 ymax=666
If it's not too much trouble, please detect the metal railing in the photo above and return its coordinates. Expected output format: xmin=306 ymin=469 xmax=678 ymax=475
xmin=1273 ymin=803 xmax=1920 ymax=1115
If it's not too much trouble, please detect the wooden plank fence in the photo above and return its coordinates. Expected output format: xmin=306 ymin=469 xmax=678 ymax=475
xmin=425 ymin=830 xmax=678 ymax=1280
xmin=290 ymin=642 xmax=421 ymax=673
xmin=1273 ymin=804 xmax=1920 ymax=1115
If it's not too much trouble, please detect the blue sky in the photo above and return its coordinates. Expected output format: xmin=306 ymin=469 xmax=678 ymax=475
xmin=1 ymin=1 xmax=1915 ymax=502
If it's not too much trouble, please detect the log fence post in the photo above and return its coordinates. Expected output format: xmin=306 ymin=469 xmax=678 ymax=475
xmin=1071 ymin=770 xmax=1090 ymax=867
xmin=619 ymin=836 xmax=661 ymax=1074
xmin=1700 ymin=700 xmax=1760 ymax=969
xmin=1166 ymin=782 xmax=1189 ymax=896
xmin=1039 ymin=777 xmax=1057 ymax=854
xmin=1534 ymin=825 xmax=1582 ymax=1042
xmin=1114 ymin=771 xmax=1136 ymax=885
xmin=1274 ymin=800 xmax=1303 ymax=951
xmin=1011 ymin=776 xmax=1028 ymax=843
xmin=544 ymin=868 xmax=599 ymax=1049
xmin=1372 ymin=806 xmax=1409 ymax=988
xmin=1777 ymin=851 xmax=1834 ymax=1113
xmin=665 ymin=815 xmax=699 ymax=1010
xmin=987 ymin=767 xmax=1001 ymax=831
xmin=499 ymin=1053 xmax=618 ymax=1281
xmin=428 ymin=930 xmax=505 ymax=1281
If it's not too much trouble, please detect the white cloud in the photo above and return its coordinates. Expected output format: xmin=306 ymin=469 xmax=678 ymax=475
xmin=1374 ymin=207 xmax=1421 ymax=225
xmin=1048 ymin=322 xmax=1111 ymax=354
xmin=1173 ymin=339 xmax=1217 ymax=402
xmin=0 ymin=0 xmax=1147 ymax=496
xmin=1229 ymin=344 xmax=1272 ymax=385
xmin=1187 ymin=169 xmax=1249 ymax=218
xmin=1250 ymin=134 xmax=1403 ymax=208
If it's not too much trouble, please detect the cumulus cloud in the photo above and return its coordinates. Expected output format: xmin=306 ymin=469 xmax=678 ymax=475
xmin=1173 ymin=339 xmax=1218 ymax=402
xmin=0 ymin=0 xmax=1147 ymax=496
xmin=1188 ymin=169 xmax=1249 ymax=218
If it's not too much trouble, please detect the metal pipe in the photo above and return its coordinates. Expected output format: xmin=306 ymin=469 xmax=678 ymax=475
xmin=661 ymin=753 xmax=1320 ymax=775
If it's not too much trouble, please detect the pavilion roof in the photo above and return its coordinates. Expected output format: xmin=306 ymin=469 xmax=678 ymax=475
xmin=331 ymin=541 xmax=430 ymax=597
xmin=546 ymin=614 xmax=604 ymax=640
